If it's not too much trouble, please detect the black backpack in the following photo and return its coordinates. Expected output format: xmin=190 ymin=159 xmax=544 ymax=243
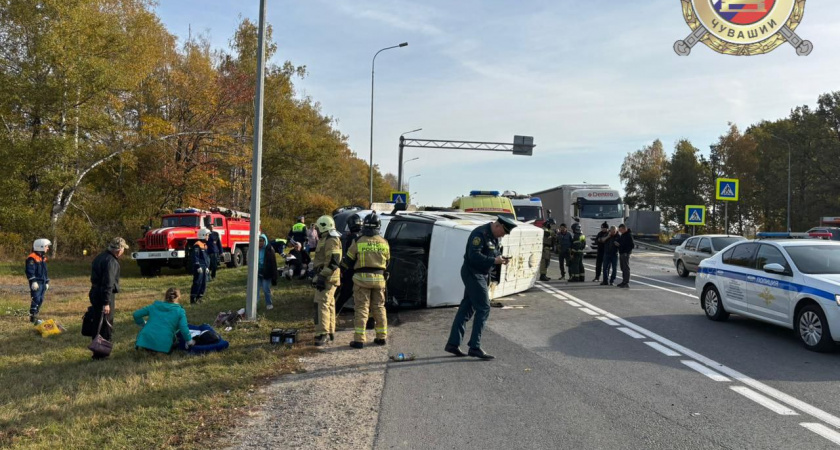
xmin=193 ymin=329 xmax=221 ymax=346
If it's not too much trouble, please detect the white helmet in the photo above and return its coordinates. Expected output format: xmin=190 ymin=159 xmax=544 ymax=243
xmin=33 ymin=239 xmax=52 ymax=253
xmin=197 ymin=228 xmax=210 ymax=241
xmin=316 ymin=215 xmax=336 ymax=234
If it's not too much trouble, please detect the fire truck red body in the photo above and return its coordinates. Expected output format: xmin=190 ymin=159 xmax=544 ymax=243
xmin=132 ymin=207 xmax=251 ymax=276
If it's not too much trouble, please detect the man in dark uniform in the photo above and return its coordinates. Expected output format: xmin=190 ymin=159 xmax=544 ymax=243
xmin=539 ymin=219 xmax=556 ymax=282
xmin=89 ymin=237 xmax=128 ymax=358
xmin=337 ymin=213 xmax=363 ymax=310
xmin=206 ymin=225 xmax=222 ymax=280
xmin=593 ymin=222 xmax=609 ymax=282
xmin=556 ymin=223 xmax=573 ymax=280
xmin=569 ymin=222 xmax=586 ymax=282
xmin=445 ymin=216 xmax=516 ymax=360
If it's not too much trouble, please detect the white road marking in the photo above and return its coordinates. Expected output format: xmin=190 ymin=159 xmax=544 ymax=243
xmin=565 ymin=300 xmax=582 ymax=307
xmin=681 ymin=360 xmax=730 ymax=382
xmin=597 ymin=316 xmax=620 ymax=326
xmin=801 ymin=423 xmax=840 ymax=446
xmin=579 ymin=308 xmax=599 ymax=316
xmin=565 ymin=258 xmax=695 ymax=291
xmin=645 ymin=341 xmax=680 ymax=357
xmin=730 ymin=386 xmax=798 ymax=416
xmin=617 ymin=327 xmax=645 ymax=339
xmin=625 ymin=279 xmax=695 ymax=298
xmin=536 ymin=281 xmax=840 ymax=429
xmin=552 ymin=293 xmax=569 ymax=300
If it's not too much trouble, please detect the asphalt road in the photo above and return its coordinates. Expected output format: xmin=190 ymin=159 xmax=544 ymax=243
xmin=373 ymin=251 xmax=840 ymax=449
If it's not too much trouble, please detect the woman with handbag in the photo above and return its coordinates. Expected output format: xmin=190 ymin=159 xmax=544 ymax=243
xmin=88 ymin=237 xmax=128 ymax=359
xmin=133 ymin=288 xmax=195 ymax=353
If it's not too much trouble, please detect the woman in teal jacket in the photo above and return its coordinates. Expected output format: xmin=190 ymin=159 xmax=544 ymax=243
xmin=133 ymin=288 xmax=194 ymax=353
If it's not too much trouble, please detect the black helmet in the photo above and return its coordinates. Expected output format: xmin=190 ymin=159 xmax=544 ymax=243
xmin=571 ymin=222 xmax=581 ymax=233
xmin=544 ymin=218 xmax=556 ymax=229
xmin=347 ymin=214 xmax=363 ymax=233
xmin=363 ymin=212 xmax=381 ymax=231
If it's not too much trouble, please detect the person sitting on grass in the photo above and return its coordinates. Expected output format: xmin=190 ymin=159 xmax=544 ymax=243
xmin=133 ymin=288 xmax=194 ymax=353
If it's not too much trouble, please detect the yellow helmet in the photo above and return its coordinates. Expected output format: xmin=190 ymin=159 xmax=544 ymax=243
xmin=316 ymin=215 xmax=335 ymax=234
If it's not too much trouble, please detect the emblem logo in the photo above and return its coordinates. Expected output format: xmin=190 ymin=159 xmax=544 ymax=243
xmin=675 ymin=0 xmax=812 ymax=56
xmin=472 ymin=237 xmax=482 ymax=246
xmin=758 ymin=287 xmax=775 ymax=306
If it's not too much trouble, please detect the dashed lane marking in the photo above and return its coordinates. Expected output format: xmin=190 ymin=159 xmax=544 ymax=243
xmin=801 ymin=423 xmax=840 ymax=446
xmin=681 ymin=360 xmax=730 ymax=382
xmin=597 ymin=316 xmax=620 ymax=326
xmin=617 ymin=327 xmax=645 ymax=339
xmin=579 ymin=308 xmax=599 ymax=316
xmin=565 ymin=300 xmax=582 ymax=308
xmin=730 ymin=386 xmax=799 ymax=416
xmin=645 ymin=341 xmax=680 ymax=357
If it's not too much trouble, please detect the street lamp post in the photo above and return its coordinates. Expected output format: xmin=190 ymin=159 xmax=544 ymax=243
xmin=369 ymin=42 xmax=408 ymax=206
xmin=770 ymin=134 xmax=792 ymax=232
xmin=406 ymin=174 xmax=421 ymax=195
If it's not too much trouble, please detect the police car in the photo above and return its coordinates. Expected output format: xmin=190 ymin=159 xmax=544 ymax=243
xmin=696 ymin=239 xmax=840 ymax=352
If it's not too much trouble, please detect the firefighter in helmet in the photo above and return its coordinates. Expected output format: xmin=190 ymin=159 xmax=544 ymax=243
xmin=190 ymin=228 xmax=211 ymax=303
xmin=569 ymin=222 xmax=586 ymax=282
xmin=540 ymin=219 xmax=556 ymax=282
xmin=342 ymin=212 xmax=390 ymax=348
xmin=25 ymin=239 xmax=51 ymax=323
xmin=311 ymin=215 xmax=342 ymax=346
xmin=336 ymin=213 xmax=363 ymax=310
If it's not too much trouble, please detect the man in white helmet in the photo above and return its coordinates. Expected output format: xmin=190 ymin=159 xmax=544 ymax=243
xmin=25 ymin=239 xmax=51 ymax=323
xmin=190 ymin=228 xmax=211 ymax=304
xmin=311 ymin=215 xmax=342 ymax=346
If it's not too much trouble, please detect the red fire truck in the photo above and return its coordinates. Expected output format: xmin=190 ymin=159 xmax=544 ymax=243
xmin=132 ymin=207 xmax=252 ymax=276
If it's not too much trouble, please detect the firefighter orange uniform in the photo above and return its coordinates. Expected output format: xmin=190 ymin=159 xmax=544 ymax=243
xmin=312 ymin=215 xmax=342 ymax=346
xmin=342 ymin=213 xmax=390 ymax=348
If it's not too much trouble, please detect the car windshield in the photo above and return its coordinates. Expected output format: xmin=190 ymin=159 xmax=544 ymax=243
xmin=514 ymin=205 xmax=543 ymax=221
xmin=579 ymin=202 xmax=624 ymax=219
xmin=784 ymin=245 xmax=840 ymax=274
xmin=162 ymin=216 xmax=201 ymax=227
xmin=711 ymin=236 xmax=744 ymax=250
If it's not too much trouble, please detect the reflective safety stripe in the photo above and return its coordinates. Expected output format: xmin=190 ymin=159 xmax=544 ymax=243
xmin=354 ymin=328 xmax=367 ymax=334
xmin=375 ymin=327 xmax=387 ymax=333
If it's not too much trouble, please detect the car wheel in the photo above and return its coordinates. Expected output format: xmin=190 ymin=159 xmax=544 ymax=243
xmin=703 ymin=285 xmax=729 ymax=321
xmin=677 ymin=260 xmax=689 ymax=278
xmin=797 ymin=305 xmax=835 ymax=352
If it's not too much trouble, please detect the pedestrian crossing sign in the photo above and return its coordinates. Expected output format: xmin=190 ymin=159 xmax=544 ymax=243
xmin=716 ymin=178 xmax=739 ymax=201
xmin=685 ymin=205 xmax=706 ymax=226
xmin=390 ymin=191 xmax=409 ymax=204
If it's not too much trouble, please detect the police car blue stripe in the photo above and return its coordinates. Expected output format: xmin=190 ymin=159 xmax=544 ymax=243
xmin=698 ymin=267 xmax=835 ymax=302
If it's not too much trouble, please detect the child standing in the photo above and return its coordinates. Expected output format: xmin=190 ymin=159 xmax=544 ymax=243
xmin=25 ymin=239 xmax=51 ymax=323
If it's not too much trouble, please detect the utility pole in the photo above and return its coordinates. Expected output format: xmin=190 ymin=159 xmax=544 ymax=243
xmin=245 ymin=0 xmax=267 ymax=320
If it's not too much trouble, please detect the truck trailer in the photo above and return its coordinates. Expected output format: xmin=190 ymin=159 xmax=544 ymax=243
xmin=531 ymin=184 xmax=625 ymax=254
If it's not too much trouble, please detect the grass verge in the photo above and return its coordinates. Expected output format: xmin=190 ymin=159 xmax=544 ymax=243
xmin=0 ymin=258 xmax=316 ymax=449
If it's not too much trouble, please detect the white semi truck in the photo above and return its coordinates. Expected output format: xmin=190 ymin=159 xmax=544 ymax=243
xmin=531 ymin=184 xmax=625 ymax=254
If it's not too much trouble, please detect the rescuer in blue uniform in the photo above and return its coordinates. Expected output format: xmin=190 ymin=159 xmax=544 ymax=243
xmin=25 ymin=239 xmax=51 ymax=323
xmin=445 ymin=216 xmax=516 ymax=360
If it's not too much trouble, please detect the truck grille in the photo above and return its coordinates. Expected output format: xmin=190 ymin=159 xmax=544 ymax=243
xmin=146 ymin=234 xmax=168 ymax=249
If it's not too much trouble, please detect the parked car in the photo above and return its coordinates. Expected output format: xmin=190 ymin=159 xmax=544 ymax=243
xmin=673 ymin=235 xmax=746 ymax=277
xmin=696 ymin=240 xmax=840 ymax=352
xmin=806 ymin=227 xmax=840 ymax=241
xmin=669 ymin=233 xmax=691 ymax=246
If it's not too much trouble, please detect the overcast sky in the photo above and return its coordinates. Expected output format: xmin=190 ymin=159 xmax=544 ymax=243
xmin=155 ymin=1 xmax=840 ymax=207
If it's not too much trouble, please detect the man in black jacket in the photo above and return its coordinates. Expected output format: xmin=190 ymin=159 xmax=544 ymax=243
xmin=258 ymin=234 xmax=278 ymax=310
xmin=555 ymin=224 xmax=574 ymax=280
xmin=593 ymin=222 xmax=609 ymax=282
xmin=206 ymin=225 xmax=222 ymax=280
xmin=617 ymin=224 xmax=635 ymax=288
xmin=600 ymin=226 xmax=619 ymax=286
xmin=88 ymin=237 xmax=128 ymax=356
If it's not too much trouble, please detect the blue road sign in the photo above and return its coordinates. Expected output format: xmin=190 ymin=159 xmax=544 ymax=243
xmin=716 ymin=178 xmax=739 ymax=201
xmin=685 ymin=205 xmax=706 ymax=225
xmin=390 ymin=191 xmax=409 ymax=204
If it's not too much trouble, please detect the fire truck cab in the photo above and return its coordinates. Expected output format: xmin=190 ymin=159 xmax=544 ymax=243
xmin=132 ymin=207 xmax=251 ymax=277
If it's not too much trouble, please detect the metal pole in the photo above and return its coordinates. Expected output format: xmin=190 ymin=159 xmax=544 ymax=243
xmin=398 ymin=136 xmax=405 ymax=191
xmin=725 ymin=202 xmax=729 ymax=236
xmin=787 ymin=142 xmax=791 ymax=232
xmin=245 ymin=0 xmax=267 ymax=320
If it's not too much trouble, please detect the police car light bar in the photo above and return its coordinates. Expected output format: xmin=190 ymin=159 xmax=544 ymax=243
xmin=470 ymin=190 xmax=500 ymax=196
xmin=531 ymin=197 xmax=541 ymax=202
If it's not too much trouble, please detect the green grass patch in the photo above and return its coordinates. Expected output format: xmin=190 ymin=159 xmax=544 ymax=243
xmin=0 ymin=258 xmax=317 ymax=449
